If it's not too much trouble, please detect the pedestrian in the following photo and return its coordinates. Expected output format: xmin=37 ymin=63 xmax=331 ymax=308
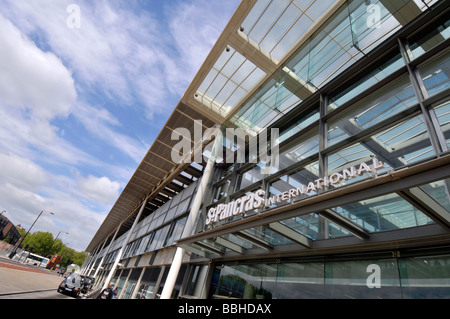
xmin=97 ymin=283 xmax=115 ymax=299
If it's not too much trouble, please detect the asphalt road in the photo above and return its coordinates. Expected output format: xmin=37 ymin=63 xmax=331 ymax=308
xmin=0 ymin=255 xmax=76 ymax=299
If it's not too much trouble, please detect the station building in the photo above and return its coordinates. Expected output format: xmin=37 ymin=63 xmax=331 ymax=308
xmin=82 ymin=0 xmax=450 ymax=299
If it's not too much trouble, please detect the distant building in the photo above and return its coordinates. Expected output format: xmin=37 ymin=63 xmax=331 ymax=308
xmin=0 ymin=215 xmax=21 ymax=246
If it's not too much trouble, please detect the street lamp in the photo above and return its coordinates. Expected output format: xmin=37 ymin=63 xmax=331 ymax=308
xmin=8 ymin=210 xmax=54 ymax=259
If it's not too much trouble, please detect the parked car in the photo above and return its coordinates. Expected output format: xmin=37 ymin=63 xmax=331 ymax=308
xmin=57 ymin=273 xmax=84 ymax=297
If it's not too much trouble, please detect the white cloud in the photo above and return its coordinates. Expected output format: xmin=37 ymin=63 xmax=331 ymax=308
xmin=0 ymin=14 xmax=76 ymax=120
xmin=78 ymin=175 xmax=120 ymax=205
xmin=0 ymin=152 xmax=49 ymax=191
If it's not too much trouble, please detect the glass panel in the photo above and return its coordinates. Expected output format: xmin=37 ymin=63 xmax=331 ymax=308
xmin=165 ymin=216 xmax=187 ymax=247
xmin=328 ymin=143 xmax=392 ymax=188
xmin=238 ymin=162 xmax=267 ymax=189
xmin=328 ymin=52 xmax=404 ymax=112
xmin=432 ymin=101 xmax=450 ymax=149
xmin=409 ymin=18 xmax=450 ymax=60
xmin=328 ymin=76 xmax=417 ymax=147
xmin=348 ymin=0 xmax=404 ymax=54
xmin=210 ymin=253 xmax=450 ymax=299
xmin=121 ymin=281 xmax=136 ymax=299
xmin=233 ymin=263 xmax=278 ymax=299
xmin=325 ymin=258 xmax=402 ymax=298
xmin=279 ymin=108 xmax=319 ymax=143
xmin=419 ymin=179 xmax=450 ymax=212
xmin=136 ymin=267 xmax=161 ymax=299
xmin=399 ymin=254 xmax=450 ymax=298
xmin=222 ymin=233 xmax=258 ymax=250
xmin=328 ymin=115 xmax=435 ymax=187
xmin=328 ymin=221 xmax=351 ymax=239
xmin=276 ymin=261 xmax=325 ymax=298
xmin=213 ymin=180 xmax=230 ymax=203
xmin=268 ymin=161 xmax=320 ymax=208
xmin=211 ymin=264 xmax=242 ymax=299
xmin=308 ymin=4 xmax=355 ymax=87
xmin=184 ymin=265 xmax=209 ymax=298
xmin=331 ymin=193 xmax=434 ymax=233
xmin=372 ymin=115 xmax=435 ymax=165
xmin=278 ymin=134 xmax=319 ymax=171
xmin=418 ymin=52 xmax=450 ymax=98
xmin=244 ymin=226 xmax=294 ymax=246
xmin=280 ymin=213 xmax=320 ymax=240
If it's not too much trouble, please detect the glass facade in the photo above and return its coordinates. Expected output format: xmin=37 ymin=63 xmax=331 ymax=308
xmin=85 ymin=0 xmax=450 ymax=301
xmin=211 ymin=253 xmax=450 ymax=299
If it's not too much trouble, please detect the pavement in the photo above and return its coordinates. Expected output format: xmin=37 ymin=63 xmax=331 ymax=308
xmin=0 ymin=253 xmax=63 ymax=295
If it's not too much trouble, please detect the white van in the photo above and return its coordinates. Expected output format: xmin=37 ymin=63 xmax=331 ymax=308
xmin=57 ymin=273 xmax=84 ymax=297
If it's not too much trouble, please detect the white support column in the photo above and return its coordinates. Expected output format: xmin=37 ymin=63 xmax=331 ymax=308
xmin=102 ymin=196 xmax=149 ymax=289
xmin=160 ymin=131 xmax=221 ymax=299
xmin=85 ymin=244 xmax=102 ymax=276
xmin=93 ymin=224 xmax=121 ymax=279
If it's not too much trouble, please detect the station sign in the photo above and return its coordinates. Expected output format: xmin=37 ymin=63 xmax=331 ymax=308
xmin=205 ymin=158 xmax=385 ymax=226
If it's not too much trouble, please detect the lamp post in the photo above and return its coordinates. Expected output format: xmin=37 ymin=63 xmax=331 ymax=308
xmin=9 ymin=210 xmax=54 ymax=259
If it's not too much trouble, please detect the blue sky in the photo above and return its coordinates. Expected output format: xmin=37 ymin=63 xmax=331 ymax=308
xmin=0 ymin=0 xmax=240 ymax=251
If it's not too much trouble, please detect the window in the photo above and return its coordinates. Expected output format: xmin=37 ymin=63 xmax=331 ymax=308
xmin=165 ymin=216 xmax=188 ymax=247
xmin=212 ymin=179 xmax=230 ymax=203
xmin=328 ymin=52 xmax=404 ymax=112
xmin=328 ymin=115 xmax=435 ymax=187
xmin=237 ymin=162 xmax=267 ymax=189
xmin=432 ymin=101 xmax=450 ymax=149
xmin=409 ymin=18 xmax=450 ymax=60
xmin=328 ymin=76 xmax=417 ymax=147
xmin=331 ymin=193 xmax=433 ymax=233
xmin=418 ymin=52 xmax=450 ymax=98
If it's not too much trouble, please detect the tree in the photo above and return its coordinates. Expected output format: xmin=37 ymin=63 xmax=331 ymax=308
xmin=21 ymin=231 xmax=53 ymax=256
xmin=19 ymin=231 xmax=87 ymax=266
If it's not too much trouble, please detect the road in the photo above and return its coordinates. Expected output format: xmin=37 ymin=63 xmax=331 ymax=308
xmin=1 ymin=289 xmax=75 ymax=299
xmin=0 ymin=256 xmax=77 ymax=299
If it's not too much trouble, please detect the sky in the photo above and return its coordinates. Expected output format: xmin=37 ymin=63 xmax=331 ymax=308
xmin=0 ymin=0 xmax=240 ymax=252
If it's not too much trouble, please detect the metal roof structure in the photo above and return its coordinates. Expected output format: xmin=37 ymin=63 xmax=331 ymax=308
xmin=86 ymin=0 xmax=440 ymax=252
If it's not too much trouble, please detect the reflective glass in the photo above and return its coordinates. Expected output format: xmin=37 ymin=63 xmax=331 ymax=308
xmin=332 ymin=193 xmax=433 ymax=233
xmin=418 ymin=52 xmax=450 ymax=98
xmin=222 ymin=233 xmax=258 ymax=250
xmin=328 ymin=76 xmax=417 ymax=146
xmin=279 ymin=108 xmax=319 ymax=143
xmin=165 ymin=216 xmax=187 ymax=247
xmin=325 ymin=258 xmax=402 ymax=298
xmin=432 ymin=101 xmax=450 ymax=149
xmin=280 ymin=214 xmax=320 ymax=240
xmin=399 ymin=254 xmax=450 ymax=298
xmin=328 ymin=114 xmax=434 ymax=187
xmin=244 ymin=226 xmax=294 ymax=246
xmin=308 ymin=5 xmax=355 ymax=87
xmin=328 ymin=143 xmax=392 ymax=188
xmin=409 ymin=18 xmax=450 ymax=60
xmin=268 ymin=161 xmax=320 ymax=208
xmin=238 ymin=162 xmax=267 ymax=189
xmin=328 ymin=52 xmax=404 ymax=112
xmin=419 ymin=179 xmax=450 ymax=213
xmin=278 ymin=134 xmax=319 ymax=171
xmin=348 ymin=0 xmax=404 ymax=54
xmin=212 ymin=180 xmax=230 ymax=203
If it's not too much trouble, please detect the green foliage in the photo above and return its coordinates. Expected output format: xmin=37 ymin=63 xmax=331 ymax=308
xmin=20 ymin=231 xmax=87 ymax=266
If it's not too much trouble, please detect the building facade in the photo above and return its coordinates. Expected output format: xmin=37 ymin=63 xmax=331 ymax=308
xmin=82 ymin=0 xmax=450 ymax=299
xmin=0 ymin=214 xmax=22 ymax=246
